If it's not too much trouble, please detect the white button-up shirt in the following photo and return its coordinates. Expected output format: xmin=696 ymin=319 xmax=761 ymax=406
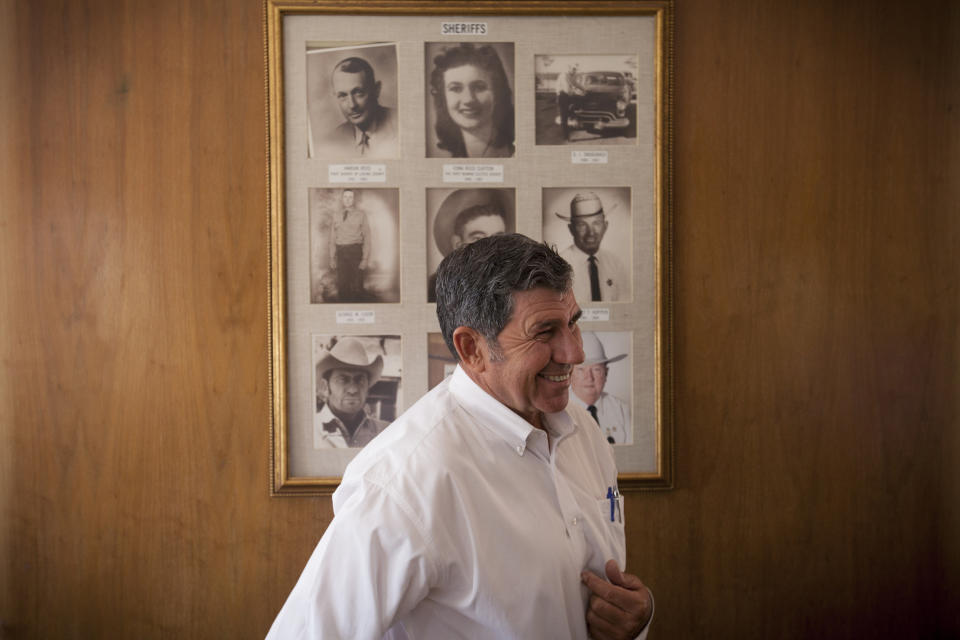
xmin=559 ymin=244 xmax=630 ymax=303
xmin=267 ymin=366 xmax=643 ymax=640
xmin=570 ymin=391 xmax=632 ymax=445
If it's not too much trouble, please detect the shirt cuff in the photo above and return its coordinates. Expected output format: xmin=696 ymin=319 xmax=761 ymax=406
xmin=634 ymin=590 xmax=654 ymax=640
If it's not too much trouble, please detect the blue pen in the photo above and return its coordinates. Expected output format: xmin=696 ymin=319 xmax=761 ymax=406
xmin=607 ymin=486 xmax=615 ymax=522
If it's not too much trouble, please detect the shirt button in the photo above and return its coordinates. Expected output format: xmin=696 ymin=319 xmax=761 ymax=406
xmin=515 ymin=445 xmax=524 ymax=455
xmin=571 ymin=517 xmax=579 ymax=526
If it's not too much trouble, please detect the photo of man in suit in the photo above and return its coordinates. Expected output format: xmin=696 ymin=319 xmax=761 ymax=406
xmin=306 ymin=44 xmax=398 ymax=159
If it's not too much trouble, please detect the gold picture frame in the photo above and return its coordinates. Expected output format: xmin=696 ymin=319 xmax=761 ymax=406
xmin=267 ymin=0 xmax=674 ymax=494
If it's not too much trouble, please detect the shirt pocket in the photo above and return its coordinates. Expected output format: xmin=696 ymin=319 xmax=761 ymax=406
xmin=581 ymin=495 xmax=627 ymax=576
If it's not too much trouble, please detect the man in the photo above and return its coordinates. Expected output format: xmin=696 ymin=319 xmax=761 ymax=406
xmin=269 ymin=233 xmax=652 ymax=640
xmin=427 ymin=201 xmax=508 ymax=302
xmin=328 ymin=189 xmax=371 ymax=302
xmin=313 ymin=337 xmax=388 ymax=449
xmin=557 ymin=191 xmax=630 ymax=302
xmin=570 ymin=331 xmax=632 ymax=445
xmin=324 ymin=56 xmax=398 ymax=158
xmin=555 ymin=62 xmax=582 ymax=140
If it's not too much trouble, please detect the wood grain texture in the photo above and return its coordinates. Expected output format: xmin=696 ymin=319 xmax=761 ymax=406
xmin=636 ymin=0 xmax=959 ymax=637
xmin=0 ymin=0 xmax=957 ymax=638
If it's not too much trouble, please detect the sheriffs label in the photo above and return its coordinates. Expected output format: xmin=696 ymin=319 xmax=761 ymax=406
xmin=441 ymin=22 xmax=488 ymax=36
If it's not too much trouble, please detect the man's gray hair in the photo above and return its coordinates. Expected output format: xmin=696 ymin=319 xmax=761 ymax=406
xmin=435 ymin=233 xmax=572 ymax=360
xmin=332 ymin=56 xmax=376 ymax=86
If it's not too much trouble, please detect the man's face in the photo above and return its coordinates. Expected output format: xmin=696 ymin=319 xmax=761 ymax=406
xmin=333 ymin=69 xmax=380 ymax=130
xmin=569 ymin=213 xmax=608 ymax=255
xmin=474 ymin=287 xmax=585 ymax=427
xmin=341 ymin=190 xmax=355 ymax=208
xmin=325 ymin=368 xmax=370 ymax=416
xmin=452 ymin=214 xmax=506 ymax=250
xmin=571 ymin=363 xmax=608 ymax=406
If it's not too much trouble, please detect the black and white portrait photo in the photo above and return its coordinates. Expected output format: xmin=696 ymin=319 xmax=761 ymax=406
xmin=309 ymin=187 xmax=400 ymax=303
xmin=542 ymin=186 xmax=632 ymax=303
xmin=312 ymin=334 xmax=402 ymax=450
xmin=534 ymin=54 xmax=638 ymax=145
xmin=425 ymin=42 xmax=515 ymax=158
xmin=306 ymin=43 xmax=399 ymax=159
xmin=425 ymin=187 xmax=516 ymax=302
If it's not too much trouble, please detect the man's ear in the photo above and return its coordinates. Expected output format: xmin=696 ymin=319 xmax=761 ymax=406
xmin=373 ymin=79 xmax=382 ymax=101
xmin=452 ymin=327 xmax=488 ymax=373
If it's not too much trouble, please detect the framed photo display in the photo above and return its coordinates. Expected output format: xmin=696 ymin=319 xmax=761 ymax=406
xmin=267 ymin=0 xmax=675 ymax=495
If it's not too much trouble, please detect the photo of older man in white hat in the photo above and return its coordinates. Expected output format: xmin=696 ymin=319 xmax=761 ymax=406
xmin=313 ymin=336 xmax=388 ymax=449
xmin=569 ymin=331 xmax=632 ymax=445
xmin=547 ymin=187 xmax=631 ymax=303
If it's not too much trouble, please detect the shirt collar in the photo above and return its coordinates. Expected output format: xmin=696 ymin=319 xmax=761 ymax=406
xmin=448 ymin=365 xmax=577 ymax=455
xmin=352 ymin=107 xmax=384 ymax=144
xmin=317 ymin=403 xmax=377 ymax=441
xmin=565 ymin=244 xmax=598 ymax=263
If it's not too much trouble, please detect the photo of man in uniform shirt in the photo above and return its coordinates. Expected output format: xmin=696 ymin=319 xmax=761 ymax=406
xmin=329 ymin=189 xmax=371 ymax=301
xmin=309 ymin=187 xmax=400 ymax=303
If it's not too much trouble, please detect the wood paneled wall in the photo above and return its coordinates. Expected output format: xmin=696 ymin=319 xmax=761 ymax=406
xmin=1 ymin=0 xmax=957 ymax=638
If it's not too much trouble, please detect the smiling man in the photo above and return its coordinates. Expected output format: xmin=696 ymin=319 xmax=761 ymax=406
xmin=269 ymin=233 xmax=653 ymax=640
xmin=324 ymin=56 xmax=398 ymax=158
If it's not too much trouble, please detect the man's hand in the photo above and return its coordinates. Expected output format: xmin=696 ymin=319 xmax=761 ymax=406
xmin=581 ymin=559 xmax=652 ymax=640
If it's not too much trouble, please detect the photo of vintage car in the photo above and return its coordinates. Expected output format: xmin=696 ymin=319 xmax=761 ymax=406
xmin=534 ymin=55 xmax=640 ymax=145
xmin=563 ymin=70 xmax=636 ymax=136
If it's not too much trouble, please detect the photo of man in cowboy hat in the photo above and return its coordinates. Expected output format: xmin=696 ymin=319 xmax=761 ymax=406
xmin=313 ymin=336 xmax=389 ymax=449
xmin=546 ymin=187 xmax=631 ymax=303
xmin=426 ymin=188 xmax=515 ymax=302
xmin=569 ymin=331 xmax=632 ymax=445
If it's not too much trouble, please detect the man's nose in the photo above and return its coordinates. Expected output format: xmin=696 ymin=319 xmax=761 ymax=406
xmin=555 ymin=329 xmax=585 ymax=364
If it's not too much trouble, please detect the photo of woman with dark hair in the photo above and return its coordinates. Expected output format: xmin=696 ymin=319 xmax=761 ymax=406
xmin=426 ymin=42 xmax=515 ymax=158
